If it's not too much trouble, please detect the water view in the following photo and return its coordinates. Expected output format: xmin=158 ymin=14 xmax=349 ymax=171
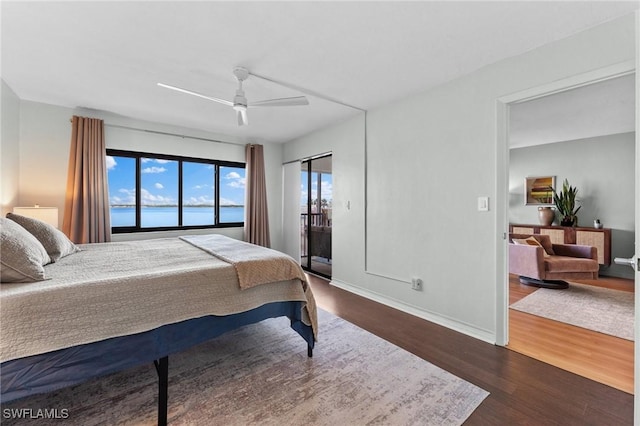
xmin=110 ymin=206 xmax=244 ymax=228
xmin=107 ymin=154 xmax=247 ymax=228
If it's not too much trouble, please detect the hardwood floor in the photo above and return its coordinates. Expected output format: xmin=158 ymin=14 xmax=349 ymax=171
xmin=508 ymin=274 xmax=634 ymax=394
xmin=307 ymin=274 xmax=634 ymax=424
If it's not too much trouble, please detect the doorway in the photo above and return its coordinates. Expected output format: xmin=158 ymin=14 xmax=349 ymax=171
xmin=301 ymin=154 xmax=332 ymax=278
xmin=502 ymin=71 xmax=636 ymax=393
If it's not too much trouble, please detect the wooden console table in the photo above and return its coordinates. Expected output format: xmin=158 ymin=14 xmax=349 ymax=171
xmin=509 ymin=224 xmax=611 ymax=265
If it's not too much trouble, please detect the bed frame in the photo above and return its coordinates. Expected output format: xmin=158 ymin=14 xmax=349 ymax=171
xmin=1 ymin=301 xmax=314 ymax=426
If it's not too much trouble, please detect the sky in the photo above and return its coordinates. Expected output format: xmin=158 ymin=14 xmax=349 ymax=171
xmin=106 ymin=155 xmax=246 ymax=206
xmin=300 ymin=170 xmax=333 ymax=209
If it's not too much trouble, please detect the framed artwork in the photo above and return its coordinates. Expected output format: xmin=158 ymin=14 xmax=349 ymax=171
xmin=524 ymin=176 xmax=555 ymax=205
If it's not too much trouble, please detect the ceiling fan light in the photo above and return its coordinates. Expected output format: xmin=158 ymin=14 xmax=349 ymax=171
xmin=233 ymin=104 xmax=246 ymax=112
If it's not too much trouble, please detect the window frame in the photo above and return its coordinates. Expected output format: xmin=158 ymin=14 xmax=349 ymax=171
xmin=106 ymin=149 xmax=245 ymax=233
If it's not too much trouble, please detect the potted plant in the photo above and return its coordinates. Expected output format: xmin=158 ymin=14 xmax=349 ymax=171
xmin=552 ymin=179 xmax=581 ymax=227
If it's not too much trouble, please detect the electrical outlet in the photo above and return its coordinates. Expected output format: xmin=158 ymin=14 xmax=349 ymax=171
xmin=411 ymin=278 xmax=423 ymax=291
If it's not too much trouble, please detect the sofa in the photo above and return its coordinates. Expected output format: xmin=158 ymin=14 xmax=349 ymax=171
xmin=509 ymin=233 xmax=599 ymax=289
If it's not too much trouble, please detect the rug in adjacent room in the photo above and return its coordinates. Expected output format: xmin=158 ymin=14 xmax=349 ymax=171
xmin=510 ymin=282 xmax=634 ymax=340
xmin=1 ymin=309 xmax=489 ymax=425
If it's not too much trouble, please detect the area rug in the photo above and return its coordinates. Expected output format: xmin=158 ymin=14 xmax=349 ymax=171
xmin=1 ymin=309 xmax=489 ymax=425
xmin=510 ymin=282 xmax=634 ymax=341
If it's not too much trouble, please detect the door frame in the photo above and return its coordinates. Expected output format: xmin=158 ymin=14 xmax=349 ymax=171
xmin=494 ymin=59 xmax=637 ymax=398
xmin=495 ymin=60 xmax=636 ymax=345
xmin=300 ymin=153 xmax=333 ymax=278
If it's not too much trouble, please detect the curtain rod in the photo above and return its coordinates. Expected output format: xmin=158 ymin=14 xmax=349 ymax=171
xmin=69 ymin=118 xmax=244 ymax=146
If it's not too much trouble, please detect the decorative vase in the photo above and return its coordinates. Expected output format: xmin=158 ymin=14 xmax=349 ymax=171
xmin=538 ymin=207 xmax=555 ymax=226
xmin=594 ymin=219 xmax=603 ymax=229
xmin=560 ymin=218 xmax=575 ymax=227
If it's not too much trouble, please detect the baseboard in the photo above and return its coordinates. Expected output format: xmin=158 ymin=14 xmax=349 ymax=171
xmin=599 ymin=267 xmax=635 ymax=281
xmin=329 ymin=279 xmax=496 ymax=345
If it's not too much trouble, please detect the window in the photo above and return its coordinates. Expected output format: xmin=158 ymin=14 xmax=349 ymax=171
xmin=182 ymin=161 xmax=216 ymax=226
xmin=141 ymin=157 xmax=179 ymax=228
xmin=107 ymin=155 xmax=136 ymax=227
xmin=219 ymin=165 xmax=246 ymax=223
xmin=106 ymin=150 xmax=245 ymax=233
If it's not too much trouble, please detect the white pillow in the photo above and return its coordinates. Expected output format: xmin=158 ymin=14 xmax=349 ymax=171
xmin=7 ymin=213 xmax=80 ymax=262
xmin=0 ymin=217 xmax=51 ymax=283
xmin=513 ymin=236 xmax=550 ymax=257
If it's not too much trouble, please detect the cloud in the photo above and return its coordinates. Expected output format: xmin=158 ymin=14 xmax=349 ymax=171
xmin=110 ymin=188 xmax=135 ymax=205
xmin=154 ymin=183 xmax=164 ymax=189
xmin=321 ymin=180 xmax=333 ymax=199
xmin=220 ymin=197 xmax=237 ymax=206
xmin=228 ymin=178 xmax=246 ymax=189
xmin=105 ymin=156 xmax=117 ymax=170
xmin=140 ymin=188 xmax=173 ymax=205
xmin=300 ymin=180 xmax=333 ymax=206
xmin=223 ymin=171 xmax=246 ymax=189
xmin=111 ymin=187 xmax=175 ymax=206
xmin=154 ymin=159 xmax=171 ymax=164
xmin=185 ymin=196 xmax=214 ymax=206
xmin=141 ymin=166 xmax=167 ymax=174
xmin=193 ymin=184 xmax=209 ymax=189
xmin=308 ymin=181 xmax=332 ymax=200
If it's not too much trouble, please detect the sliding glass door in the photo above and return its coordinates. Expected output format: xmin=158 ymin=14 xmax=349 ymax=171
xmin=301 ymin=154 xmax=332 ymax=278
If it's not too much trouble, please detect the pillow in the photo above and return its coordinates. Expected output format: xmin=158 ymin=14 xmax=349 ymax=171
xmin=6 ymin=212 xmax=80 ymax=262
xmin=536 ymin=236 xmax=555 ymax=256
xmin=0 ymin=217 xmax=51 ymax=283
xmin=512 ymin=236 xmax=551 ymax=257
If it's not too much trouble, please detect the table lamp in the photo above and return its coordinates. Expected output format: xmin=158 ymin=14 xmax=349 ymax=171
xmin=12 ymin=205 xmax=59 ymax=229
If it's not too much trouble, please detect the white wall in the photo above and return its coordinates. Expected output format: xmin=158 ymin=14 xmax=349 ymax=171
xmin=16 ymin=101 xmax=284 ymax=246
xmin=18 ymin=101 xmax=70 ymax=225
xmin=284 ymin=114 xmax=366 ymax=287
xmin=284 ymin=14 xmax=637 ymax=342
xmin=510 ymin=133 xmax=635 ymax=279
xmin=1 ymin=80 xmax=21 ymax=216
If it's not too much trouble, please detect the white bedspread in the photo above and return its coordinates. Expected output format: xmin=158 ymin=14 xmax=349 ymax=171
xmin=0 ymin=237 xmax=317 ymax=363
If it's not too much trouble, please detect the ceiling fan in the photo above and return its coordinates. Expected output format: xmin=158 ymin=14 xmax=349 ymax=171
xmin=158 ymin=67 xmax=309 ymax=126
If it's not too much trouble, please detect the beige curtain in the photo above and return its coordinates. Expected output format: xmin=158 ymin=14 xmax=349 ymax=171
xmin=62 ymin=116 xmax=111 ymax=243
xmin=244 ymin=144 xmax=270 ymax=247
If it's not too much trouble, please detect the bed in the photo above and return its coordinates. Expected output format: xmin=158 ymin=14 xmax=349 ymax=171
xmin=0 ymin=216 xmax=317 ymax=425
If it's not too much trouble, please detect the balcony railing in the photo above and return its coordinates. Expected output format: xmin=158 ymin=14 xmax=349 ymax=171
xmin=300 ymin=212 xmax=331 ymax=258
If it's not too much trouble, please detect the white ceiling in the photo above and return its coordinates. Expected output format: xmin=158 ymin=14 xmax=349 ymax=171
xmin=2 ymin=1 xmax=638 ymax=144
xmin=509 ymin=73 xmax=636 ymax=149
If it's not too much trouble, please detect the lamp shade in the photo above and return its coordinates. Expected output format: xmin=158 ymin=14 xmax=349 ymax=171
xmin=13 ymin=206 xmax=59 ymax=229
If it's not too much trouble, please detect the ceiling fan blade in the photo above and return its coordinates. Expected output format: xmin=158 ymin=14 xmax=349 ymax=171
xmin=249 ymin=96 xmax=309 ymax=108
xmin=157 ymin=83 xmax=233 ymax=107
xmin=237 ymin=109 xmax=248 ymax=126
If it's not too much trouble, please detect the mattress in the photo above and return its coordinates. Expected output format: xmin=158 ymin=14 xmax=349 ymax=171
xmin=1 ymin=237 xmax=316 ymax=363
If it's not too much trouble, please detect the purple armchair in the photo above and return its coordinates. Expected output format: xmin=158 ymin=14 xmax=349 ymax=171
xmin=509 ymin=233 xmax=599 ymax=289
